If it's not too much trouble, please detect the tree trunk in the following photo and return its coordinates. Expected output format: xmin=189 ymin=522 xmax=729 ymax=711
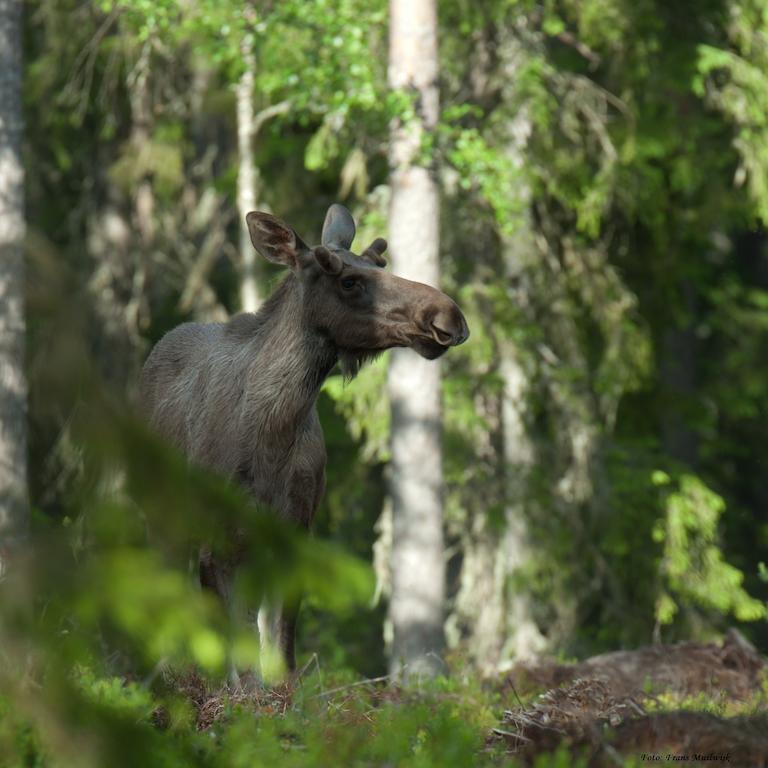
xmin=498 ymin=334 xmax=546 ymax=662
xmin=88 ymin=35 xmax=152 ymax=392
xmin=386 ymin=0 xmax=444 ymax=680
xmin=497 ymin=108 xmax=546 ymax=660
xmin=125 ymin=40 xmax=153 ymax=343
xmin=450 ymin=162 xmax=546 ymax=671
xmin=0 ymin=0 xmax=28 ymax=574
xmin=237 ymin=3 xmax=261 ymax=313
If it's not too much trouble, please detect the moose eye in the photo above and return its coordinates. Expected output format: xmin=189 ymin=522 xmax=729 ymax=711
xmin=340 ymin=276 xmax=358 ymax=292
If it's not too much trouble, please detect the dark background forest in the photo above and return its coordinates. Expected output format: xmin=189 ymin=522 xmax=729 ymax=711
xmin=0 ymin=0 xmax=767 ymax=765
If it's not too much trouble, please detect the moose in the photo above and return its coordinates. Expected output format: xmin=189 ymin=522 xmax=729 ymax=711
xmin=139 ymin=204 xmax=469 ymax=683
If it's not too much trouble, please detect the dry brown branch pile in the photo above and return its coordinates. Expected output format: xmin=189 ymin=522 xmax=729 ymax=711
xmin=493 ymin=631 xmax=768 ymax=766
xmin=505 ymin=629 xmax=765 ymax=701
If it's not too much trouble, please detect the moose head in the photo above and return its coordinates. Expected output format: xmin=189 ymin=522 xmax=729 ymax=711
xmin=246 ymin=204 xmax=469 ymax=372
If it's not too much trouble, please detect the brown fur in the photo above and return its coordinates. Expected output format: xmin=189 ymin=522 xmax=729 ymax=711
xmin=139 ymin=205 xmax=469 ymax=677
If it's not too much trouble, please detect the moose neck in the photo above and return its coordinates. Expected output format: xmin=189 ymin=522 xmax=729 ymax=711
xmin=243 ymin=274 xmax=337 ymax=444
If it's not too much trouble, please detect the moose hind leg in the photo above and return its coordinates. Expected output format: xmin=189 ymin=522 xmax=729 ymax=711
xmin=279 ymin=597 xmax=300 ymax=673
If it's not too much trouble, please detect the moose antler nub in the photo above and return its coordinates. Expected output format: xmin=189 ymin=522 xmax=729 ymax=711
xmin=361 ymin=237 xmax=387 ymax=267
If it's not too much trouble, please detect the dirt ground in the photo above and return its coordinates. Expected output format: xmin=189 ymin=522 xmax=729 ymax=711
xmin=493 ymin=630 xmax=768 ymax=767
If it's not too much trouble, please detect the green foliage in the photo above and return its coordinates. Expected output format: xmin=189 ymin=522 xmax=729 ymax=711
xmin=109 ymin=138 xmax=184 ymax=200
xmin=323 ymin=356 xmax=391 ymax=463
xmin=695 ymin=4 xmax=768 ymax=220
xmin=644 ymin=684 xmax=768 ymax=718
xmin=652 ymin=473 xmax=766 ymax=626
xmin=16 ymin=2 xmax=768 ymax=764
xmin=533 ymin=748 xmax=588 ymax=768
xmin=436 ymin=0 xmax=768 ymax=658
xmin=74 ymin=667 xmax=156 ymax=720
xmin=442 ymin=119 xmax=527 ymax=237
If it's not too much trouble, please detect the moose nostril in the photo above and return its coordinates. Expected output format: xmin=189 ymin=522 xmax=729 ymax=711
xmin=425 ymin=305 xmax=469 ymax=347
xmin=431 ymin=324 xmax=454 ymax=345
xmin=430 ymin=315 xmax=467 ymax=346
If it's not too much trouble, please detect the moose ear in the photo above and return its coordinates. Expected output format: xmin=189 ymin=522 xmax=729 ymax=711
xmin=321 ymin=204 xmax=356 ymax=250
xmin=246 ymin=211 xmax=309 ymax=269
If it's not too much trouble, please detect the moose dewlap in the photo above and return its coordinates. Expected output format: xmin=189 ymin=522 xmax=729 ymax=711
xmin=139 ymin=204 xmax=469 ymax=679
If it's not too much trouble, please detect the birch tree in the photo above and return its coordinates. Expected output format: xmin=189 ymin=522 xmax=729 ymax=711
xmin=0 ymin=0 xmax=27 ymax=574
xmin=237 ymin=0 xmax=261 ymax=313
xmin=386 ymin=0 xmax=444 ymax=679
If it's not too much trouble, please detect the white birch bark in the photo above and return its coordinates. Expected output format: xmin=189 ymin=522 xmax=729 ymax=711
xmin=386 ymin=0 xmax=444 ymax=680
xmin=497 ymin=99 xmax=546 ymax=660
xmin=0 ymin=0 xmax=27 ymax=575
xmin=498 ymin=329 xmax=546 ymax=662
xmin=237 ymin=6 xmax=261 ymax=313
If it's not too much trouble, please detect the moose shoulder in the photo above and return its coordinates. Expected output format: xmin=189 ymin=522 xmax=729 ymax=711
xmin=139 ymin=204 xmax=469 ymax=678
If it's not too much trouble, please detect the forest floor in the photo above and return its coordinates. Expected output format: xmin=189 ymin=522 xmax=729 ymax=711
xmin=168 ymin=631 xmax=768 ymax=767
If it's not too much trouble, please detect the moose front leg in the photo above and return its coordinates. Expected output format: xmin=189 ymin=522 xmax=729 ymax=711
xmin=199 ymin=546 xmax=263 ymax=690
xmin=257 ymin=464 xmax=322 ymax=676
xmin=199 ymin=547 xmax=238 ymax=686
